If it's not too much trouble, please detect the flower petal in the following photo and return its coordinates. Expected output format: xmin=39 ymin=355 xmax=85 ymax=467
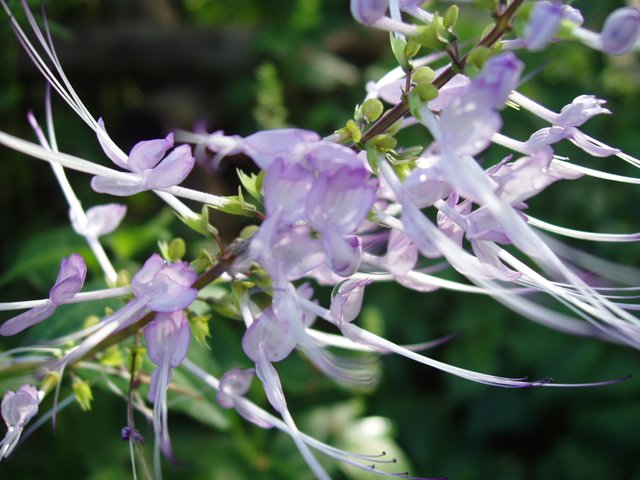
xmin=127 ymin=133 xmax=174 ymax=172
xmin=90 ymin=175 xmax=146 ymax=196
xmin=142 ymin=145 xmax=195 ymax=189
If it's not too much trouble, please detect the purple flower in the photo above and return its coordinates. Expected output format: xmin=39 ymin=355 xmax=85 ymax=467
xmin=145 ymin=311 xmax=192 ymax=402
xmin=71 ymin=203 xmax=127 ymax=238
xmin=242 ymin=305 xmax=299 ymax=364
xmin=132 ymin=254 xmax=198 ymax=312
xmin=144 ymin=310 xmax=191 ymax=461
xmin=306 ymin=166 xmax=378 ymax=236
xmin=0 ymin=254 xmax=86 ymax=336
xmin=600 ymin=7 xmax=640 ymax=55
xmin=349 ymin=0 xmax=425 ymax=25
xmin=92 ymin=119 xmax=195 ymax=196
xmin=330 ymin=278 xmax=372 ymax=325
xmin=350 ymin=0 xmax=388 ymax=24
xmin=0 ymin=385 xmax=39 ymax=459
xmin=523 ymin=1 xmax=565 ymax=51
xmin=216 ymin=368 xmax=254 ymax=408
xmin=55 ymin=254 xmax=197 ymax=369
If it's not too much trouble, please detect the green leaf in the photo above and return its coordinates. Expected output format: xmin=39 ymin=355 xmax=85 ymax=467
xmin=237 ymin=168 xmax=265 ymax=204
xmin=213 ymin=190 xmax=258 ymax=217
xmin=390 ymin=33 xmax=411 ymax=72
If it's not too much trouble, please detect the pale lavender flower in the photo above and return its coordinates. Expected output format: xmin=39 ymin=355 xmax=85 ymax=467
xmin=215 ymin=368 xmax=273 ymax=428
xmin=0 ymin=385 xmax=40 ymax=459
xmin=306 ymin=166 xmax=378 ymax=276
xmin=600 ymin=7 xmax=640 ymax=55
xmin=433 ymin=54 xmax=523 ymax=160
xmin=350 ymin=0 xmax=428 ymax=33
xmin=572 ymin=7 xmax=640 ymax=55
xmin=330 ymin=278 xmax=372 ymax=324
xmin=70 ymin=203 xmax=127 ymax=238
xmin=92 ymin=119 xmax=195 ymax=196
xmin=144 ymin=310 xmax=191 ymax=462
xmin=523 ymin=1 xmax=564 ymax=51
xmin=350 ymin=0 xmax=388 ymax=24
xmin=57 ymin=254 xmax=197 ymax=368
xmin=216 ymin=368 xmax=255 ymax=408
xmin=0 ymin=253 xmax=86 ymax=336
xmin=132 ymin=254 xmax=198 ymax=312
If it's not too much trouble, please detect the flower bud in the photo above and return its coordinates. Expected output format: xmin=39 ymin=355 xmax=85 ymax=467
xmin=412 ymin=66 xmax=435 ymax=85
xmin=362 ymin=98 xmax=384 ymax=123
xmin=443 ymin=5 xmax=459 ymax=30
xmin=600 ymin=7 xmax=640 ymax=55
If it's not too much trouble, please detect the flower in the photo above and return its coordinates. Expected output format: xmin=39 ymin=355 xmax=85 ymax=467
xmin=92 ymin=120 xmax=195 ymax=196
xmin=57 ymin=254 xmax=197 ymax=368
xmin=600 ymin=7 xmax=640 ymax=55
xmin=572 ymin=7 xmax=640 ymax=55
xmin=0 ymin=254 xmax=86 ymax=336
xmin=70 ymin=204 xmax=127 ymax=238
xmin=0 ymin=385 xmax=40 ymax=459
xmin=144 ymin=310 xmax=191 ymax=461
xmin=523 ymin=1 xmax=564 ymax=51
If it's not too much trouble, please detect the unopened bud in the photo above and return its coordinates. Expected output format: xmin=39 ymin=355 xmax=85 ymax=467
xmin=414 ymin=83 xmax=439 ymax=101
xmin=467 ymin=46 xmax=492 ymax=69
xmin=443 ymin=5 xmax=459 ymax=30
xmin=362 ymin=98 xmax=384 ymax=123
xmin=346 ymin=119 xmax=362 ymax=143
xmin=412 ymin=66 xmax=435 ymax=85
xmin=168 ymin=238 xmax=186 ymax=261
xmin=72 ymin=377 xmax=93 ymax=411
xmin=370 ymin=134 xmax=397 ymax=151
xmin=115 ymin=269 xmax=131 ymax=288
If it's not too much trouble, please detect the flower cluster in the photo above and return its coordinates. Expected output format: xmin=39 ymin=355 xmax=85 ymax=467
xmin=1 ymin=1 xmax=639 ymax=479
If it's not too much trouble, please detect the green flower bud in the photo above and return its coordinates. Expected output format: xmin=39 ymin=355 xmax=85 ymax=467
xmin=412 ymin=66 xmax=436 ymax=85
xmin=443 ymin=5 xmax=459 ymax=30
xmin=72 ymin=377 xmax=93 ymax=411
xmin=42 ymin=371 xmax=61 ymax=394
xmin=362 ymin=98 xmax=384 ymax=123
xmin=467 ymin=46 xmax=492 ymax=69
xmin=100 ymin=345 xmax=124 ymax=367
xmin=346 ymin=119 xmax=362 ymax=143
xmin=370 ymin=134 xmax=397 ymax=151
xmin=83 ymin=314 xmax=101 ymax=330
xmin=404 ymin=38 xmax=422 ymax=60
xmin=115 ymin=269 xmax=131 ymax=288
xmin=168 ymin=238 xmax=186 ymax=261
xmin=414 ymin=83 xmax=439 ymax=101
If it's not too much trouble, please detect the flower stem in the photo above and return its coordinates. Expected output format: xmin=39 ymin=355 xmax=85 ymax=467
xmin=360 ymin=0 xmax=526 ymax=144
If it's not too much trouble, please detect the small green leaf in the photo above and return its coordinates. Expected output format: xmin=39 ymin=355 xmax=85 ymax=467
xmin=390 ymin=33 xmax=411 ymax=72
xmin=237 ymin=168 xmax=264 ymax=203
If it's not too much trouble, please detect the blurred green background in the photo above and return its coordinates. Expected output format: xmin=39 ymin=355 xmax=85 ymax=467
xmin=1 ymin=1 xmax=640 ymax=479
